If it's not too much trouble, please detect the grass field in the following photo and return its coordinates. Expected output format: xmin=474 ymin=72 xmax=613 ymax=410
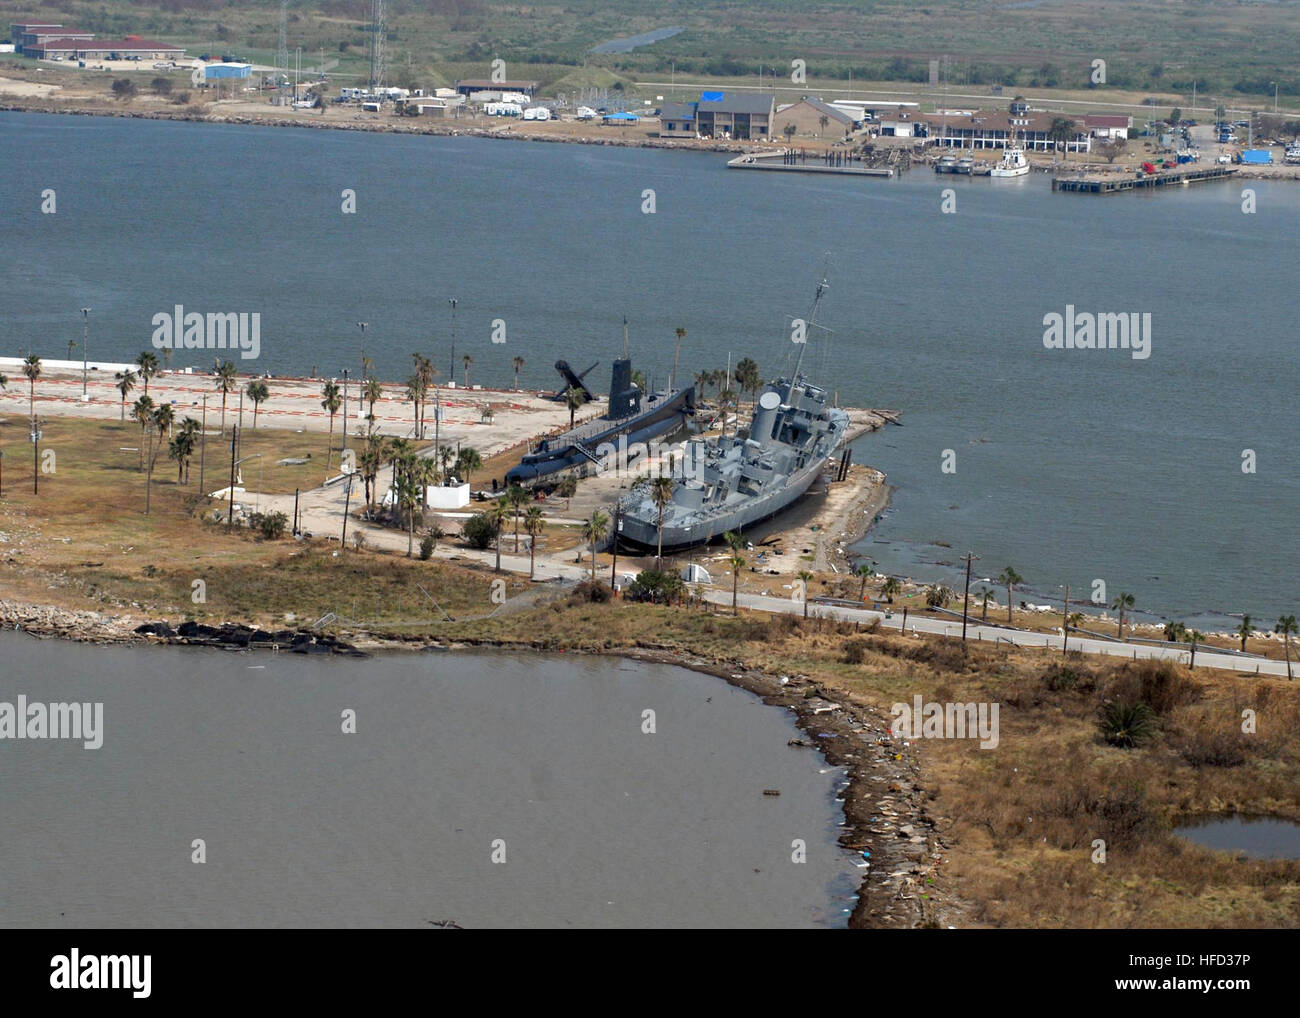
xmin=7 ymin=1 xmax=1298 ymax=102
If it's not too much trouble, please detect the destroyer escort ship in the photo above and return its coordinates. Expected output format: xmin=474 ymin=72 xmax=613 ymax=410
xmin=615 ymin=276 xmax=849 ymax=552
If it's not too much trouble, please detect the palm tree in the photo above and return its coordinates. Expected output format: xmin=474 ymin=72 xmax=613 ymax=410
xmin=438 ymin=444 xmax=456 ymax=484
xmin=135 ymin=351 xmax=159 ymax=394
xmin=214 ymin=361 xmax=238 ymax=436
xmin=511 ymin=355 xmax=525 ymax=390
xmin=729 ymin=551 xmax=746 ymax=615
xmin=455 ymin=447 xmax=482 ymax=489
xmin=1185 ymin=629 xmax=1206 ymax=670
xmin=980 ymin=587 xmax=993 ymax=622
xmin=358 ymin=429 xmax=388 ymax=507
xmin=246 ymin=379 xmax=269 ymax=429
xmin=563 ymin=385 xmax=585 ymax=429
xmin=506 ymin=484 xmax=529 ymax=551
xmin=168 ymin=418 xmax=199 ymax=483
xmin=21 ymin=355 xmax=41 ymax=419
xmin=998 ymin=567 xmax=1023 ymax=624
xmin=364 ymin=376 xmax=383 ymax=425
xmin=798 ymin=569 xmax=814 ymax=618
xmin=404 ymin=374 xmax=423 ymax=436
xmin=1237 ymin=614 xmax=1253 ymax=653
xmin=114 ymin=369 xmax=137 ymax=422
xmin=1111 ymin=591 xmax=1136 ymax=641
xmin=461 ymin=353 xmax=473 ymax=388
xmin=487 ymin=497 xmax=510 ymax=572
xmin=130 ymin=394 xmax=155 ymax=469
xmin=854 ymin=561 xmax=874 ymax=601
xmin=650 ymin=475 xmax=675 ymax=569
xmin=818 ymin=113 xmax=829 ymax=136
xmin=1275 ymin=615 xmax=1297 ymax=680
xmin=581 ymin=509 xmax=610 ymax=587
xmin=717 ymin=388 xmax=736 ymax=437
xmin=631 ymin=368 xmax=647 ymax=392
xmin=881 ymin=576 xmax=901 ymax=602
xmin=152 ymin=402 xmax=175 ymax=442
xmin=1047 ymin=117 xmax=1075 ymax=160
xmin=393 ymin=452 xmax=424 ymax=557
xmin=734 ymin=357 xmax=761 ymax=406
xmin=320 ymin=381 xmax=342 ymax=469
xmin=523 ymin=505 xmax=545 ymax=580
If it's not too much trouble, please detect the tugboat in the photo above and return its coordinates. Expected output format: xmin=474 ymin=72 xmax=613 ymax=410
xmin=614 ymin=273 xmax=850 ymax=553
xmin=990 ymin=140 xmax=1030 ymax=177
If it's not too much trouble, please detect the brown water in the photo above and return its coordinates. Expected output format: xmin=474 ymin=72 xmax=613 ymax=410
xmin=0 ymin=633 xmax=859 ymax=927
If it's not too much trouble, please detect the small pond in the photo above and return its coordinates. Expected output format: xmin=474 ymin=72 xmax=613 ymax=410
xmin=1175 ymin=815 xmax=1300 ymax=860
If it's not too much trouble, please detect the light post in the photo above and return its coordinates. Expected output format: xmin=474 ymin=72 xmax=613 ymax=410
xmin=447 ymin=298 xmax=458 ymax=384
xmin=960 ymin=551 xmax=979 ymax=644
xmin=80 ymin=307 xmax=91 ymax=398
xmin=341 ymin=367 xmax=350 ymax=453
xmin=357 ymin=321 xmax=367 ymax=381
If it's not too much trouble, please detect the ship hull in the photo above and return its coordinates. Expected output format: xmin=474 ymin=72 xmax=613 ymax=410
xmin=614 ymin=450 xmax=831 ymax=553
xmin=506 ymin=387 xmax=694 ymax=484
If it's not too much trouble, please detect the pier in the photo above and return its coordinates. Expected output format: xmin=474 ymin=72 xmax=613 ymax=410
xmin=1052 ymin=164 xmax=1236 ymax=194
xmin=728 ymin=150 xmax=895 ymax=177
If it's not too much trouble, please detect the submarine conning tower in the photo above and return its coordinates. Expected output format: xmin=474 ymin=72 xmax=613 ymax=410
xmin=608 ymin=358 xmax=643 ymax=420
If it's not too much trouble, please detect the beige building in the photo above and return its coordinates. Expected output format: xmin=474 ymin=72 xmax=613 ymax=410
xmin=772 ymin=98 xmax=855 ymax=141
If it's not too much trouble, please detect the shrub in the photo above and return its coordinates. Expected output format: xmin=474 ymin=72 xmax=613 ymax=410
xmin=461 ymin=512 xmax=497 ymax=550
xmin=418 ymin=530 xmax=437 ymax=560
xmin=1098 ymin=701 xmax=1156 ymax=748
xmin=1107 ymin=659 xmax=1199 ymax=715
xmin=249 ymin=510 xmax=288 ymax=540
xmin=1177 ymin=718 xmax=1248 ymax=767
xmin=572 ymin=580 xmax=612 ymax=603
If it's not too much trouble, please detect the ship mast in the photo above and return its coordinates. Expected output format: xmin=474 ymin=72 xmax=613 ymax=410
xmin=791 ymin=265 xmax=830 ymax=383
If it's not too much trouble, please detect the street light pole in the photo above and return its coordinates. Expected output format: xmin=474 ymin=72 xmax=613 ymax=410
xmin=447 ymin=298 xmax=457 ymax=384
xmin=357 ymin=321 xmax=367 ymax=377
xmin=80 ymin=307 xmax=91 ymax=398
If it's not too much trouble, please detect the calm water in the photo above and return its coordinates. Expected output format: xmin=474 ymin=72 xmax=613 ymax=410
xmin=4 ymin=111 xmax=1297 ymax=623
xmin=0 ymin=633 xmax=858 ymax=927
xmin=1176 ymin=815 xmax=1300 ymax=860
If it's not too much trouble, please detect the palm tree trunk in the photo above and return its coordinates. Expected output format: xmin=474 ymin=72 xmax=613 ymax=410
xmin=220 ymin=395 xmax=226 ymax=437
xmin=408 ymin=508 xmax=414 ymax=557
xmin=733 ymin=573 xmax=738 ymax=615
xmin=494 ymin=532 xmax=501 ymax=572
xmin=1006 ymin=585 xmax=1014 ymax=624
xmin=529 ymin=542 xmax=535 ymax=580
xmin=514 ymin=514 xmax=520 ymax=553
xmin=326 ymin=417 xmax=334 ymax=470
xmin=656 ymin=506 xmax=664 ymax=569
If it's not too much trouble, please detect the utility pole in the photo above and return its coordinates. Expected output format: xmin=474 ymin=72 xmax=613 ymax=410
xmin=609 ymin=503 xmax=620 ymax=589
xmin=80 ymin=307 xmax=91 ymax=398
xmin=145 ymin=421 xmax=154 ymax=515
xmin=198 ymin=394 xmax=207 ymax=495
xmin=341 ymin=474 xmax=354 ymax=550
xmin=227 ymin=425 xmax=239 ymax=528
xmin=1062 ymin=583 xmax=1071 ymax=655
xmin=960 ymin=551 xmax=979 ymax=644
xmin=30 ymin=418 xmax=42 ymax=495
xmin=342 ymin=368 xmax=350 ymax=453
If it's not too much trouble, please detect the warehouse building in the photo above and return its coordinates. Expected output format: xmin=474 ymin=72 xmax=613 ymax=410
xmin=27 ymin=36 xmax=186 ymax=60
xmin=454 ymin=78 xmax=538 ymax=100
xmin=11 ymin=23 xmax=95 ymax=52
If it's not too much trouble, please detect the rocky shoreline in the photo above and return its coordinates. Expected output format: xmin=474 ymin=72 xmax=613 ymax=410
xmin=0 ymin=100 xmax=757 ymax=154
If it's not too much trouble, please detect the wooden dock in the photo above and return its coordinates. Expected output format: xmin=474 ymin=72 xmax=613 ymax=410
xmin=1052 ymin=165 xmax=1236 ymax=194
xmin=728 ymin=152 xmax=894 ymax=177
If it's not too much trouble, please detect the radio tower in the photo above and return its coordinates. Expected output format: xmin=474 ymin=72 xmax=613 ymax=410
xmin=275 ymin=0 xmax=290 ymax=105
xmin=368 ymin=0 xmax=386 ymax=94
